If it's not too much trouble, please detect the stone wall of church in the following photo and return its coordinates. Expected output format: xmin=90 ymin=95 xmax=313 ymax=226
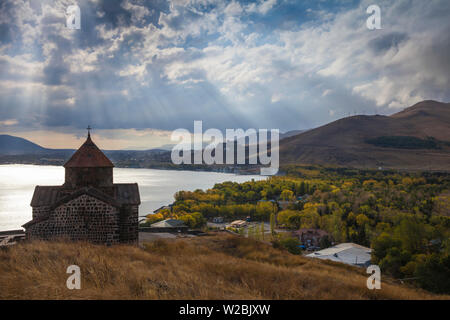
xmin=64 ymin=167 xmax=113 ymax=188
xmin=27 ymin=194 xmax=121 ymax=245
xmin=32 ymin=206 xmax=51 ymax=220
xmin=119 ymin=205 xmax=139 ymax=244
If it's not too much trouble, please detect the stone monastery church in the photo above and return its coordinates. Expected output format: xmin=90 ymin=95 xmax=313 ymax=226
xmin=22 ymin=129 xmax=140 ymax=245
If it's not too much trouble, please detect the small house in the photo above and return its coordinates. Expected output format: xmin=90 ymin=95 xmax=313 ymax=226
xmin=212 ymin=217 xmax=224 ymax=223
xmin=297 ymin=194 xmax=310 ymax=202
xmin=292 ymin=228 xmax=330 ymax=249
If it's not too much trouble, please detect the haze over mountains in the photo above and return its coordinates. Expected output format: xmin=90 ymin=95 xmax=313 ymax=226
xmin=0 ymin=135 xmax=55 ymax=155
xmin=0 ymin=100 xmax=449 ymax=171
xmin=0 ymin=135 xmax=171 ymax=167
xmin=0 ymin=135 xmax=168 ymax=156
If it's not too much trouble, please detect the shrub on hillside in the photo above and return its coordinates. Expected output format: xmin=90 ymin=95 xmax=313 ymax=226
xmin=273 ymin=237 xmax=302 ymax=255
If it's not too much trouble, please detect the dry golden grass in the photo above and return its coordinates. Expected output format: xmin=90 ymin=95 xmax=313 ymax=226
xmin=0 ymin=233 xmax=447 ymax=300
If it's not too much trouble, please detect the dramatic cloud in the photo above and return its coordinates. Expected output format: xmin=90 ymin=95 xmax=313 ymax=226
xmin=0 ymin=0 xmax=449 ymax=148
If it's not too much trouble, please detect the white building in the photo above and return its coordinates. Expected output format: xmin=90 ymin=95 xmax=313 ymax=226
xmin=228 ymin=220 xmax=247 ymax=228
xmin=306 ymin=243 xmax=372 ymax=267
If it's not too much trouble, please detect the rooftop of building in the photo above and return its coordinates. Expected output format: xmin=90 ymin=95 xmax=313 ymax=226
xmin=306 ymin=243 xmax=372 ymax=266
xmin=64 ymin=132 xmax=114 ymax=168
xmin=30 ymin=184 xmax=141 ymax=207
xmin=150 ymin=219 xmax=187 ymax=228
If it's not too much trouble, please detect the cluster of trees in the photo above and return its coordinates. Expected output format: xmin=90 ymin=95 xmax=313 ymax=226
xmin=365 ymin=136 xmax=442 ymax=149
xmin=143 ymin=165 xmax=450 ymax=293
xmin=142 ymin=210 xmax=206 ymax=229
xmin=371 ymin=217 xmax=450 ymax=293
xmin=175 ymin=179 xmax=314 ymax=204
xmin=172 ymin=179 xmax=314 ymax=217
xmin=170 ymin=201 xmax=276 ymax=221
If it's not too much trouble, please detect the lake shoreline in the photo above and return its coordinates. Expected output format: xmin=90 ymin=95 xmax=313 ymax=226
xmin=0 ymin=165 xmax=266 ymax=232
xmin=0 ymin=159 xmax=265 ymax=175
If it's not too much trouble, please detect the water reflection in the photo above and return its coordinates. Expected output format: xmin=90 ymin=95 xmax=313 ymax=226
xmin=0 ymin=165 xmax=265 ymax=231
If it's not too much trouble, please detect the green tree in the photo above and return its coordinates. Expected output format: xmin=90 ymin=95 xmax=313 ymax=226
xmin=280 ymin=189 xmax=295 ymax=201
xmin=287 ymin=214 xmax=302 ymax=229
xmin=415 ymin=253 xmax=450 ymax=294
xmin=270 ymin=212 xmax=276 ymax=236
xmin=371 ymin=232 xmax=402 ymax=264
xmin=277 ymin=210 xmax=299 ymax=226
xmin=319 ymin=235 xmax=332 ymax=249
xmin=379 ymin=247 xmax=411 ymax=278
xmin=395 ymin=218 xmax=428 ymax=253
xmin=261 ymin=222 xmax=265 ymax=240
xmin=179 ymin=212 xmax=206 ymax=229
xmin=255 ymin=202 xmax=273 ymax=221
xmin=277 ymin=237 xmax=302 ymax=255
xmin=299 ymin=181 xmax=306 ymax=195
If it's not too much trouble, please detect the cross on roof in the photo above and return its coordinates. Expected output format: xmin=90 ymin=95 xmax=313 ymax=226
xmin=87 ymin=125 xmax=92 ymax=137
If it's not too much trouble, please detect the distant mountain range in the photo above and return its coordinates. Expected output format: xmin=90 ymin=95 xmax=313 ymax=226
xmin=0 ymin=135 xmax=172 ymax=167
xmin=0 ymin=135 xmax=171 ymax=156
xmin=156 ymin=130 xmax=307 ymax=151
xmin=279 ymin=100 xmax=450 ymax=170
xmin=0 ymin=128 xmax=307 ymax=156
xmin=1 ymin=100 xmax=449 ymax=171
xmin=0 ymin=135 xmax=54 ymax=155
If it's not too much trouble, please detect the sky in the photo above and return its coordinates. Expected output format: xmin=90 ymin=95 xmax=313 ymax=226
xmin=0 ymin=0 xmax=449 ymax=150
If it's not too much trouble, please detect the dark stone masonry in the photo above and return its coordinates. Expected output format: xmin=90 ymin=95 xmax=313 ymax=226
xmin=22 ymin=131 xmax=140 ymax=245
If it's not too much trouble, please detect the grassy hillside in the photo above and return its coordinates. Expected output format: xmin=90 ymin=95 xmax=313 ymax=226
xmin=0 ymin=234 xmax=447 ymax=300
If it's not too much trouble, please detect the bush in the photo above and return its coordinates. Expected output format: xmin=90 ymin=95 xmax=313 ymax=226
xmin=415 ymin=253 xmax=450 ymax=294
xmin=273 ymin=237 xmax=302 ymax=255
xmin=365 ymin=136 xmax=441 ymax=149
xmin=179 ymin=212 xmax=206 ymax=229
xmin=319 ymin=235 xmax=332 ymax=249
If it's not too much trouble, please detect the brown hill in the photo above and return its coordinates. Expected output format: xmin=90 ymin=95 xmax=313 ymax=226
xmin=280 ymin=100 xmax=450 ymax=170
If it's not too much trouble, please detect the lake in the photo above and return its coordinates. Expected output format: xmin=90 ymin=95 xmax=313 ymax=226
xmin=0 ymin=165 xmax=266 ymax=231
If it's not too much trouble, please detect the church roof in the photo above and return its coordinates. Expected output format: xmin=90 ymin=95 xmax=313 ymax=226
xmin=30 ymin=184 xmax=140 ymax=207
xmin=30 ymin=186 xmax=61 ymax=207
xmin=64 ymin=134 xmax=114 ymax=168
xmin=22 ymin=216 xmax=49 ymax=229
